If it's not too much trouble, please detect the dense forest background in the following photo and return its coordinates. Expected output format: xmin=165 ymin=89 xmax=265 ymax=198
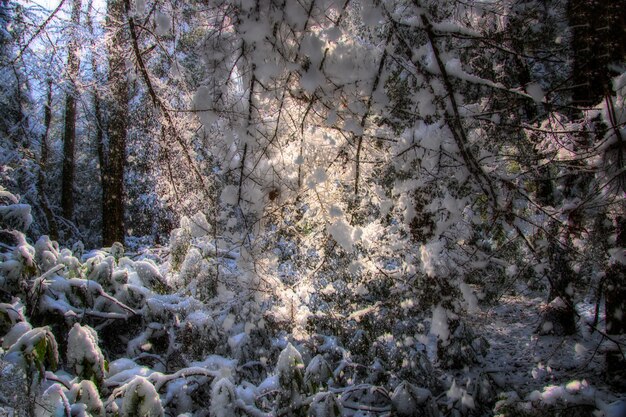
xmin=0 ymin=0 xmax=625 ymax=415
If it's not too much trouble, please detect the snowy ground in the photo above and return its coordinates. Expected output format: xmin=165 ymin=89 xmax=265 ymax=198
xmin=462 ymin=291 xmax=626 ymax=415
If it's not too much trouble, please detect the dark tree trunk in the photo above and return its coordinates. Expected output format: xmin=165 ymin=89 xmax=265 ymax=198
xmin=606 ymin=217 xmax=626 ymax=386
xmin=87 ymin=0 xmax=106 ymax=229
xmin=102 ymin=0 xmax=128 ymax=246
xmin=567 ymin=0 xmax=626 ymax=106
xmin=537 ymin=223 xmax=577 ymax=336
xmin=38 ymin=80 xmax=58 ymax=240
xmin=60 ymin=0 xmax=82 ymax=222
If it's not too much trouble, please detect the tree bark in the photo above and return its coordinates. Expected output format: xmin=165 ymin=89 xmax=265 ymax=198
xmin=86 ymin=0 xmax=106 ymax=197
xmin=38 ymin=79 xmax=58 ymax=240
xmin=606 ymin=216 xmax=626 ymax=386
xmin=567 ymin=0 xmax=626 ymax=106
xmin=102 ymin=0 xmax=128 ymax=246
xmin=60 ymin=0 xmax=82 ymax=222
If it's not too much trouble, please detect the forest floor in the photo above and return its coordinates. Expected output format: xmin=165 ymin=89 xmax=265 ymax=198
xmin=463 ymin=289 xmax=626 ymax=415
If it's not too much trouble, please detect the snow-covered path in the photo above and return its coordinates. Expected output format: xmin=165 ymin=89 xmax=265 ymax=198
xmin=467 ymin=292 xmax=625 ymax=412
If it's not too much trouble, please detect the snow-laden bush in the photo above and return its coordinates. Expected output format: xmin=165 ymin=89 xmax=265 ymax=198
xmin=2 ymin=320 xmax=31 ymax=349
xmin=0 ymin=298 xmax=26 ymax=335
xmin=209 ymin=378 xmax=239 ymax=417
xmin=276 ymin=342 xmax=305 ymax=394
xmin=0 ymin=193 xmax=32 ymax=232
xmin=169 ymin=224 xmax=191 ymax=271
xmin=303 ymin=354 xmax=333 ymax=393
xmin=69 ymin=380 xmax=105 ymax=416
xmin=494 ymin=381 xmax=600 ymax=417
xmin=178 ymin=247 xmax=217 ymax=299
xmin=35 ymin=383 xmax=71 ymax=417
xmin=34 ymin=235 xmax=60 ymax=272
xmin=391 ymin=381 xmax=439 ymax=417
xmin=67 ymin=323 xmax=106 ymax=388
xmin=309 ymin=391 xmax=343 ymax=417
xmin=5 ymin=326 xmax=58 ymax=375
xmin=0 ymin=231 xmax=36 ymax=287
xmin=116 ymin=375 xmax=164 ymax=417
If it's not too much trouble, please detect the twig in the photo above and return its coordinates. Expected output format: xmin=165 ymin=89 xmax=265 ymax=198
xmin=12 ymin=0 xmax=68 ymax=64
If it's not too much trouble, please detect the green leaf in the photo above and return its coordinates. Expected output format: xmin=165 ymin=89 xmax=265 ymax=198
xmin=34 ymin=337 xmax=47 ymax=363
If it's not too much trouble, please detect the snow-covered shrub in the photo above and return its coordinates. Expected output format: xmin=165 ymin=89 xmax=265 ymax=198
xmin=58 ymin=247 xmax=82 ymax=278
xmin=432 ymin=306 xmax=488 ymax=369
xmin=134 ymin=259 xmax=168 ymax=293
xmin=276 ymin=343 xmax=305 ymax=391
xmin=391 ymin=381 xmax=439 ymax=417
xmin=35 ymin=383 xmax=71 ymax=417
xmin=85 ymin=252 xmax=114 ymax=286
xmin=0 ymin=231 xmax=36 ymax=288
xmin=396 ymin=350 xmax=441 ymax=393
xmin=169 ymin=225 xmax=191 ymax=271
xmin=339 ymin=385 xmax=391 ymax=414
xmin=493 ymin=382 xmax=600 ymax=416
xmin=303 ymin=354 xmax=333 ymax=393
xmin=445 ymin=379 xmax=479 ymax=416
xmin=117 ymin=375 xmax=164 ymax=417
xmin=209 ymin=378 xmax=239 ymax=417
xmin=34 ymin=235 xmax=60 ymax=273
xmin=536 ymin=297 xmax=576 ymax=336
xmin=69 ymin=380 xmax=105 ymax=417
xmin=5 ymin=326 xmax=58 ymax=375
xmin=2 ymin=320 xmax=31 ymax=349
xmin=110 ymin=242 xmax=125 ymax=260
xmin=0 ymin=298 xmax=26 ymax=335
xmin=177 ymin=310 xmax=223 ymax=361
xmin=275 ymin=343 xmax=306 ymax=412
xmin=178 ymin=247 xmax=217 ymax=299
xmin=67 ymin=323 xmax=106 ymax=388
xmin=0 ymin=188 xmax=32 ymax=232
xmin=309 ymin=391 xmax=343 ymax=417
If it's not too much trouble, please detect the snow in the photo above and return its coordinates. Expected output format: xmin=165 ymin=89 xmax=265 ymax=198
xmin=257 ymin=374 xmax=279 ymax=393
xmin=1 ymin=5 xmax=626 ymax=416
xmin=222 ymin=313 xmax=235 ymax=332
xmin=391 ymin=381 xmax=431 ymax=414
xmin=526 ymin=83 xmax=545 ymax=103
xmin=228 ymin=332 xmax=248 ymax=353
xmin=121 ymin=376 xmax=164 ymax=416
xmin=609 ymin=247 xmax=626 ymax=265
xmin=36 ymin=384 xmax=70 ymax=417
xmin=276 ymin=343 xmax=304 ymax=387
xmin=134 ymin=0 xmax=146 ymax=15
xmin=1 ymin=321 xmax=31 ymax=349
xmin=460 ymin=282 xmax=479 ymax=312
xmin=301 ymin=34 xmax=325 ymax=65
xmin=420 ymin=239 xmax=444 ymax=277
xmin=602 ymin=400 xmax=626 ymax=417
xmin=430 ymin=305 xmax=449 ymax=342
xmin=134 ymin=259 xmax=164 ymax=288
xmin=300 ymin=68 xmax=325 ymax=93
xmin=0 ymin=204 xmax=32 ymax=231
xmin=220 ymin=185 xmax=239 ymax=206
xmin=327 ymin=219 xmax=359 ymax=252
xmin=155 ymin=11 xmax=171 ymax=36
xmin=209 ymin=378 xmax=237 ymax=417
xmin=361 ymin=4 xmax=384 ymax=26
xmin=66 ymin=324 xmax=105 ymax=381
xmin=108 ymin=358 xmax=140 ymax=377
xmin=71 ymin=380 xmax=104 ymax=415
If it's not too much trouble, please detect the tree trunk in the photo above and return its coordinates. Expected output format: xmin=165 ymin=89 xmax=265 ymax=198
xmin=87 ymin=0 xmax=106 ymax=232
xmin=60 ymin=0 xmax=82 ymax=222
xmin=102 ymin=0 xmax=128 ymax=246
xmin=606 ymin=216 xmax=626 ymax=387
xmin=38 ymin=79 xmax=58 ymax=240
xmin=567 ymin=0 xmax=626 ymax=106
